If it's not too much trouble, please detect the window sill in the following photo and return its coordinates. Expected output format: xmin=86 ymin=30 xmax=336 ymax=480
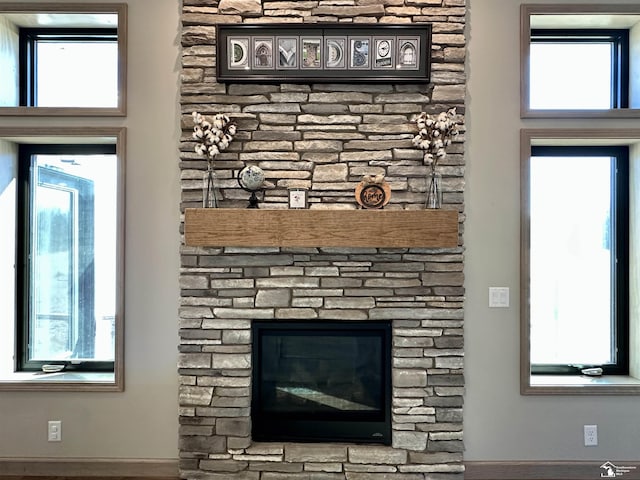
xmin=0 ymin=371 xmax=120 ymax=392
xmin=523 ymin=375 xmax=640 ymax=395
xmin=521 ymin=108 xmax=640 ymax=119
xmin=0 ymin=106 xmax=126 ymax=117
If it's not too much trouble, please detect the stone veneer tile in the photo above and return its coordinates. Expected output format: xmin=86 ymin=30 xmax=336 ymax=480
xmin=393 ymin=432 xmax=429 ymax=451
xmin=348 ymin=446 xmax=408 ymax=464
xmin=179 ymin=0 xmax=466 ymax=477
xmin=305 ymin=463 xmax=344 ymax=472
xmin=284 ymin=445 xmax=349 ymax=463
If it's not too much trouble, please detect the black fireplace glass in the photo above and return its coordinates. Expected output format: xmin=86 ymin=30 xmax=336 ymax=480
xmin=251 ymin=321 xmax=391 ymax=444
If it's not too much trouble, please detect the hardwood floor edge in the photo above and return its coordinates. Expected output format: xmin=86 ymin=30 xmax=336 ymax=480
xmin=4 ymin=459 xmax=640 ymax=479
xmin=0 ymin=458 xmax=178 ymax=477
xmin=465 ymin=460 xmax=640 ymax=480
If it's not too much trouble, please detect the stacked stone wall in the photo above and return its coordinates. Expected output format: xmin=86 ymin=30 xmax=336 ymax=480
xmin=179 ymin=1 xmax=466 ymax=479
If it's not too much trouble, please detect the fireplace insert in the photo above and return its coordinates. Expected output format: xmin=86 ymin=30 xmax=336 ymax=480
xmin=251 ymin=320 xmax=391 ymax=444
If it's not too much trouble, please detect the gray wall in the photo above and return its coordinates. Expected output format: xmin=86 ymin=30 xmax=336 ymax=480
xmin=0 ymin=0 xmax=181 ymax=459
xmin=465 ymin=0 xmax=640 ymax=462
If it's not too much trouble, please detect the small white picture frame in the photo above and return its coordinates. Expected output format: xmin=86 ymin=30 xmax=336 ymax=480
xmin=289 ymin=189 xmax=308 ymax=209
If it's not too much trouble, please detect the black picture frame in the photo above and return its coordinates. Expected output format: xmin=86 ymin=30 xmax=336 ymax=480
xmin=217 ymin=24 xmax=431 ymax=83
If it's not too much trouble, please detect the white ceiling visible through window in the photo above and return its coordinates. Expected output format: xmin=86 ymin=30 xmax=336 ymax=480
xmin=531 ymin=14 xmax=640 ymax=29
xmin=1 ymin=13 xmax=117 ymax=29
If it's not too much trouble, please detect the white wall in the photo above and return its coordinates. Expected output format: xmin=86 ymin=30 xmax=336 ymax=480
xmin=0 ymin=0 xmax=181 ymax=459
xmin=465 ymin=0 xmax=640 ymax=461
xmin=0 ymin=139 xmax=16 ymax=377
xmin=0 ymin=16 xmax=18 ymax=107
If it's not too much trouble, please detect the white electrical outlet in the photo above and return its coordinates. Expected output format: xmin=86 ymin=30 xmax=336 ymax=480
xmin=489 ymin=287 xmax=510 ymax=308
xmin=47 ymin=420 xmax=62 ymax=442
xmin=584 ymin=424 xmax=598 ymax=446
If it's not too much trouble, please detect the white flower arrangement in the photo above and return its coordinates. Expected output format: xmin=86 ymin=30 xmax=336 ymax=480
xmin=412 ymin=107 xmax=460 ymax=167
xmin=192 ymin=111 xmax=237 ymax=163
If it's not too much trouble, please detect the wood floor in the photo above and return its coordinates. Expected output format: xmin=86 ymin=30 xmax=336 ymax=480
xmin=0 ymin=459 xmax=179 ymax=478
xmin=1 ymin=477 xmax=178 ymax=480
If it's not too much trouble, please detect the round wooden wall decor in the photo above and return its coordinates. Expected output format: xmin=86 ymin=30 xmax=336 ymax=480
xmin=355 ymin=175 xmax=391 ymax=209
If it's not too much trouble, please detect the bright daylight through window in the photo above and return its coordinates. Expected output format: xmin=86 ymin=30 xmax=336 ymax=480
xmin=18 ymin=145 xmax=118 ymax=372
xmin=529 ymin=30 xmax=628 ymax=110
xmin=22 ymin=30 xmax=118 ymax=108
xmin=529 ymin=147 xmax=628 ymax=375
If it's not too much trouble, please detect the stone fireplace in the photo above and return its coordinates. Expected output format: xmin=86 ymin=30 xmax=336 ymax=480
xmin=178 ymin=247 xmax=464 ymax=478
xmin=179 ymin=1 xmax=466 ymax=479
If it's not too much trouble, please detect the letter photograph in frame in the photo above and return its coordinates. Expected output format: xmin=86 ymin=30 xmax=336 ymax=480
xmin=277 ymin=37 xmax=298 ymax=69
xmin=301 ymin=37 xmax=322 ymax=69
xmin=397 ymin=37 xmax=420 ymax=70
xmin=216 ymin=24 xmax=431 ymax=82
xmin=253 ymin=37 xmax=274 ymax=69
xmin=325 ymin=37 xmax=346 ymax=69
xmin=349 ymin=37 xmax=371 ymax=69
xmin=228 ymin=37 xmax=250 ymax=70
xmin=373 ymin=37 xmax=394 ymax=70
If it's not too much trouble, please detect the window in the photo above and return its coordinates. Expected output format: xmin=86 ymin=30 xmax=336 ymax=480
xmin=521 ymin=5 xmax=640 ymax=394
xmin=0 ymin=3 xmax=127 ymax=115
xmin=530 ymin=30 xmax=628 ymax=110
xmin=20 ymin=29 xmax=118 ymax=108
xmin=520 ymin=4 xmax=640 ymax=117
xmin=520 ymin=129 xmax=640 ymax=395
xmin=17 ymin=144 xmax=118 ymax=372
xmin=0 ymin=4 xmax=126 ymax=394
xmin=0 ymin=128 xmax=125 ymax=391
xmin=528 ymin=146 xmax=629 ymax=375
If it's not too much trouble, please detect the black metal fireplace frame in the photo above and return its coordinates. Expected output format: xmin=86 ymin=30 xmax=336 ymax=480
xmin=251 ymin=320 xmax=392 ymax=445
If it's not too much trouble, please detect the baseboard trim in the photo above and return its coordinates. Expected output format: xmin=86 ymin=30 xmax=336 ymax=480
xmin=0 ymin=458 xmax=178 ymax=477
xmin=465 ymin=461 xmax=640 ymax=480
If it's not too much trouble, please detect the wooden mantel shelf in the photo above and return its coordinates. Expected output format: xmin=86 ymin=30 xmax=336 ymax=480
xmin=184 ymin=208 xmax=459 ymax=248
